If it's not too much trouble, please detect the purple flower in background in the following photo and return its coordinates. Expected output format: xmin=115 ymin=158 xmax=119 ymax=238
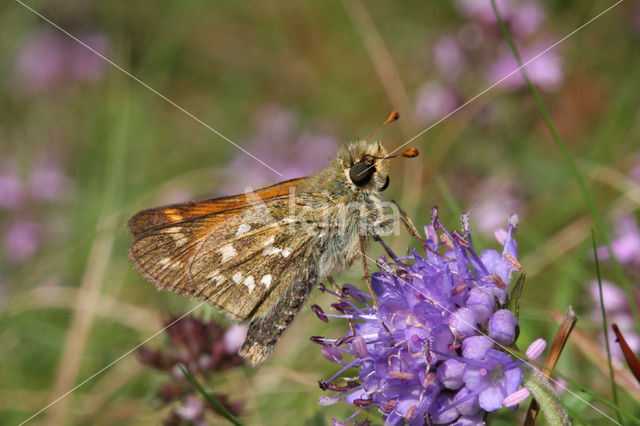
xmin=13 ymin=30 xmax=66 ymax=94
xmin=12 ymin=29 xmax=109 ymax=95
xmin=223 ymin=105 xmax=337 ymax=193
xmin=314 ymin=210 xmax=539 ymax=425
xmin=1 ymin=151 xmax=73 ymax=264
xmin=470 ymin=177 xmax=522 ymax=236
xmin=137 ymin=315 xmax=244 ymax=425
xmin=28 ymin=153 xmax=73 ymax=202
xmin=589 ymin=280 xmax=640 ymax=361
xmin=488 ymin=44 xmax=563 ymax=92
xmin=4 ymin=221 xmax=41 ymax=264
xmin=414 ymin=83 xmax=459 ymax=124
xmin=596 ymin=213 xmax=640 ymax=267
xmin=68 ymin=33 xmax=110 ymax=82
xmin=456 ymin=0 xmax=513 ymax=25
xmin=510 ymin=2 xmax=546 ymax=38
xmin=433 ymin=36 xmax=466 ymax=81
xmin=0 ymin=161 xmax=25 ymax=209
xmin=630 ymin=155 xmax=640 ymax=182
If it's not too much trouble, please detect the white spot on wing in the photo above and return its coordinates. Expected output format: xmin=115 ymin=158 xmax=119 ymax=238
xmin=158 ymin=257 xmax=181 ymax=269
xmin=163 ymin=227 xmax=186 ymax=247
xmin=281 ymin=247 xmax=292 ymax=258
xmin=260 ymin=274 xmax=272 ymax=288
xmin=263 ymin=236 xmax=275 ymax=246
xmin=236 ymin=223 xmax=251 ymax=236
xmin=232 ymin=272 xmax=243 ymax=284
xmin=244 ymin=275 xmax=255 ymax=293
xmin=219 ymin=244 xmax=237 ymax=263
xmin=206 ymin=270 xmax=224 ymax=285
xmin=263 ymin=246 xmax=281 ymax=256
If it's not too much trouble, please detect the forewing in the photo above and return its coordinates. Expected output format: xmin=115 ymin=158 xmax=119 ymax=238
xmin=127 ymin=178 xmax=315 ymax=320
xmin=128 ymin=177 xmax=305 ymax=235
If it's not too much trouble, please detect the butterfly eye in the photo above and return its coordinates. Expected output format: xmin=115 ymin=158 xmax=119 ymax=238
xmin=349 ymin=161 xmax=375 ymax=187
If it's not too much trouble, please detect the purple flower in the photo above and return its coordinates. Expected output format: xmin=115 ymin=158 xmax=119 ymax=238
xmin=68 ymin=33 xmax=110 ymax=82
xmin=470 ymin=177 xmax=522 ymax=236
xmin=510 ymin=2 xmax=546 ymax=38
xmin=630 ymin=155 xmax=640 ymax=182
xmin=13 ymin=30 xmax=67 ymax=94
xmin=461 ymin=348 xmax=521 ymax=411
xmin=414 ymin=82 xmax=459 ymax=124
xmin=596 ymin=213 xmax=640 ymax=266
xmin=137 ymin=315 xmax=244 ymax=425
xmin=223 ymin=105 xmax=337 ymax=193
xmin=12 ymin=29 xmax=109 ymax=95
xmin=4 ymin=221 xmax=41 ymax=263
xmin=314 ymin=210 xmax=538 ymax=425
xmin=28 ymin=154 xmax=73 ymax=202
xmin=0 ymin=161 xmax=25 ymax=209
xmin=589 ymin=280 xmax=640 ymax=360
xmin=433 ymin=36 xmax=466 ymax=81
xmin=455 ymin=0 xmax=513 ymax=25
xmin=488 ymin=44 xmax=563 ymax=92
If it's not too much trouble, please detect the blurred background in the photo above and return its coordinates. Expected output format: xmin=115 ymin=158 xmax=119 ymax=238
xmin=1 ymin=0 xmax=639 ymax=424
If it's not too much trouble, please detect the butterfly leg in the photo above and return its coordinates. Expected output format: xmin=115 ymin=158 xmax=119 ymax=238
xmin=326 ymin=276 xmax=341 ymax=293
xmin=359 ymin=234 xmax=378 ymax=308
xmin=390 ymin=200 xmax=451 ymax=260
xmin=239 ymin=278 xmax=315 ymax=365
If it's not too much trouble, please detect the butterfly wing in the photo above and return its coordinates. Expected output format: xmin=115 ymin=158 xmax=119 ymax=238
xmin=127 ymin=177 xmax=315 ymax=320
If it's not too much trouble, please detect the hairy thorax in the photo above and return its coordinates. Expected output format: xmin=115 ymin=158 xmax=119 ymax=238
xmin=309 ymin=190 xmax=388 ymax=279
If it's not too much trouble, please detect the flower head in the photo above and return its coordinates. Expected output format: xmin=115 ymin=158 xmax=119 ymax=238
xmin=314 ymin=210 xmax=537 ymax=425
xmin=137 ymin=315 xmax=245 ymax=425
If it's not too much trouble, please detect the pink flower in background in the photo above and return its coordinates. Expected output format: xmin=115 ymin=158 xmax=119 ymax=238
xmin=510 ymin=2 xmax=546 ymax=38
xmin=0 ymin=161 xmax=25 ymax=209
xmin=630 ymin=155 xmax=640 ymax=182
xmin=223 ymin=106 xmax=337 ymax=193
xmin=488 ymin=45 xmax=563 ymax=92
xmin=456 ymin=0 xmax=513 ymax=24
xmin=470 ymin=177 xmax=522 ymax=236
xmin=223 ymin=324 xmax=248 ymax=355
xmin=589 ymin=280 xmax=640 ymax=360
xmin=13 ymin=29 xmax=109 ymax=95
xmin=68 ymin=33 xmax=110 ymax=82
xmin=414 ymin=82 xmax=459 ymax=124
xmin=13 ymin=30 xmax=66 ymax=94
xmin=4 ymin=221 xmax=41 ymax=264
xmin=433 ymin=35 xmax=466 ymax=80
xmin=1 ymin=151 xmax=73 ymax=264
xmin=28 ymin=154 xmax=73 ymax=202
xmin=596 ymin=213 xmax=640 ymax=267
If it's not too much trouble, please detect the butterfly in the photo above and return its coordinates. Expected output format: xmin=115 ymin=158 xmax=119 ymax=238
xmin=127 ymin=111 xmax=420 ymax=365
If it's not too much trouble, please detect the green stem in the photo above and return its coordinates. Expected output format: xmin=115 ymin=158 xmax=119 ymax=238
xmin=178 ymin=364 xmax=245 ymax=426
xmin=592 ymin=230 xmax=622 ymax=423
xmin=522 ymin=367 xmax=570 ymax=426
xmin=489 ymin=0 xmax=640 ymax=330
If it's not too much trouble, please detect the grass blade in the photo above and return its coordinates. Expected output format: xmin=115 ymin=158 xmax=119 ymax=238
xmin=178 ymin=364 xmax=244 ymax=426
xmin=592 ymin=230 xmax=622 ymax=423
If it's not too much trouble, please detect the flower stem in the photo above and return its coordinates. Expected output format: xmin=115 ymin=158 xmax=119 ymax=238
xmin=592 ymin=230 xmax=622 ymax=423
xmin=178 ymin=364 xmax=244 ymax=426
xmin=522 ymin=367 xmax=570 ymax=426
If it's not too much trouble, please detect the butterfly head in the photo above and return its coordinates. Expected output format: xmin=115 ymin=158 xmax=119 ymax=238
xmin=338 ymin=140 xmax=419 ymax=193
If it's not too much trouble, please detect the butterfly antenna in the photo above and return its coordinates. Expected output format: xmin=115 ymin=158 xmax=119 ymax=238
xmin=365 ymin=110 xmax=400 ymax=142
